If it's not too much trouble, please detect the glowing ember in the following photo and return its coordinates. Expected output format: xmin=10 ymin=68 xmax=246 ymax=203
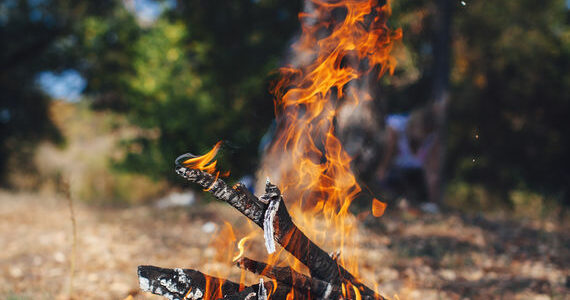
xmin=372 ymin=198 xmax=387 ymax=217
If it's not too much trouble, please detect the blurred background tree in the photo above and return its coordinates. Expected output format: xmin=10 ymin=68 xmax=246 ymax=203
xmin=114 ymin=0 xmax=303 ymax=181
xmin=1 ymin=0 xmax=568 ymax=210
xmin=0 ymin=0 xmax=123 ymax=185
xmin=386 ymin=0 xmax=569 ymax=209
xmin=447 ymin=0 xmax=569 ymax=208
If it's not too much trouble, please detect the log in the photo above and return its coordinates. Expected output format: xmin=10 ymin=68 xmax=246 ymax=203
xmin=175 ymin=161 xmax=385 ymax=300
xmin=137 ymin=265 xmax=240 ymax=300
xmin=138 ymin=265 xmax=310 ymax=300
xmin=221 ymin=279 xmax=309 ymax=300
xmin=236 ymin=257 xmax=343 ymax=299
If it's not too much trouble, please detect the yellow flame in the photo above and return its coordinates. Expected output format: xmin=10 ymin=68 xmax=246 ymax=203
xmin=351 ymin=284 xmax=362 ymax=300
xmin=190 ymin=0 xmax=400 ymax=294
xmin=182 ymin=141 xmax=223 ymax=175
xmin=232 ymin=232 xmax=256 ymax=262
xmin=261 ymin=0 xmax=400 ymax=276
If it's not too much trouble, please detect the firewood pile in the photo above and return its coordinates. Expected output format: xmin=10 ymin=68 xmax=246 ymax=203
xmin=137 ymin=153 xmax=386 ymax=300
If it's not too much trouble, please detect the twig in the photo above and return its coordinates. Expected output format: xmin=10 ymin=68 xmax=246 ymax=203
xmin=64 ymin=180 xmax=77 ymax=299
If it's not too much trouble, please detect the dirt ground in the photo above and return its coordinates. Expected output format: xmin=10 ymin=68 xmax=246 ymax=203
xmin=1 ymin=190 xmax=568 ymax=300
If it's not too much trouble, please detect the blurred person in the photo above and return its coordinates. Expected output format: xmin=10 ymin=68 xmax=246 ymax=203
xmin=376 ymin=103 xmax=444 ymax=209
xmin=336 ymin=98 xmax=446 ymax=208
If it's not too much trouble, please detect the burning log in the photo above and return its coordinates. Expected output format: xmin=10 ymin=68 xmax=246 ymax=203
xmin=236 ymin=257 xmax=344 ymax=299
xmin=136 ymin=152 xmax=386 ymax=299
xmin=137 ymin=265 xmax=240 ymax=300
xmin=222 ymin=279 xmax=310 ymax=300
xmin=138 ymin=266 xmax=309 ymax=300
xmin=170 ymin=155 xmax=385 ymax=300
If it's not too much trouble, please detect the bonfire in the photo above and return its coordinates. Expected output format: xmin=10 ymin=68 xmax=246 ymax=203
xmin=138 ymin=0 xmax=401 ymax=299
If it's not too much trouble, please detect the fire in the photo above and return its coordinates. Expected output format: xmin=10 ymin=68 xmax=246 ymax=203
xmin=260 ymin=0 xmax=400 ymax=275
xmin=211 ymin=222 xmax=237 ymax=266
xmin=179 ymin=141 xmax=229 ymax=178
xmin=232 ymin=232 xmax=257 ymax=262
xmin=186 ymin=0 xmax=400 ymax=297
xmin=372 ymin=198 xmax=387 ymax=217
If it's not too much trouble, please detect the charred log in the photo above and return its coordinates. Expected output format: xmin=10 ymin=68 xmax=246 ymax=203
xmin=138 ymin=265 xmax=310 ymax=300
xmin=137 ymin=265 xmax=240 ymax=300
xmin=221 ymin=279 xmax=310 ymax=300
xmin=236 ymin=257 xmax=343 ymax=299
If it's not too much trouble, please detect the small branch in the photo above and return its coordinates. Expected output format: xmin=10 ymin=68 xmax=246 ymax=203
xmin=175 ymin=165 xmax=384 ymax=300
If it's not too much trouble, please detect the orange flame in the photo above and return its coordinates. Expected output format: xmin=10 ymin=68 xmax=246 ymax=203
xmin=190 ymin=0 xmax=400 ymax=296
xmin=372 ymin=198 xmax=387 ymax=217
xmin=181 ymin=141 xmax=230 ymax=178
xmin=259 ymin=0 xmax=400 ymax=276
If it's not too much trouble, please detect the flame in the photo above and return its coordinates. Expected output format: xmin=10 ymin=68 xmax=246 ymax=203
xmin=211 ymin=222 xmax=237 ymax=264
xmin=232 ymin=232 xmax=256 ymax=262
xmin=181 ymin=141 xmax=229 ymax=177
xmin=351 ymin=284 xmax=362 ymax=300
xmin=286 ymin=289 xmax=295 ymax=300
xmin=184 ymin=0 xmax=400 ymax=296
xmin=260 ymin=0 xmax=400 ymax=276
xmin=372 ymin=198 xmax=387 ymax=217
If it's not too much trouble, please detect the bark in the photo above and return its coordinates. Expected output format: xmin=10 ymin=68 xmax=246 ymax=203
xmin=175 ymin=164 xmax=385 ymax=300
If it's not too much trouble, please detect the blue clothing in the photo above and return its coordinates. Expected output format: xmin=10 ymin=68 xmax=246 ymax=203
xmin=386 ymin=114 xmax=434 ymax=169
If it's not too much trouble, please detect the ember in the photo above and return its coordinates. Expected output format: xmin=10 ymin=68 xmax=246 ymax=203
xmin=139 ymin=0 xmax=401 ymax=299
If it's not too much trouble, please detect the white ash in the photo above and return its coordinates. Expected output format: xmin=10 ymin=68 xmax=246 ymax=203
xmin=263 ymin=198 xmax=280 ymax=254
xmin=175 ymin=268 xmax=188 ymax=283
xmin=139 ymin=277 xmax=151 ymax=292
xmin=329 ymin=250 xmax=341 ymax=261
xmin=193 ymin=288 xmax=203 ymax=299
xmin=154 ymin=287 xmax=163 ymax=296
xmin=159 ymin=278 xmax=179 ymax=294
xmin=258 ymin=178 xmax=272 ymax=204
xmin=258 ymin=278 xmax=268 ymax=300
xmin=244 ymin=292 xmax=257 ymax=300
xmin=183 ymin=288 xmax=203 ymax=300
xmin=323 ymin=283 xmax=333 ymax=299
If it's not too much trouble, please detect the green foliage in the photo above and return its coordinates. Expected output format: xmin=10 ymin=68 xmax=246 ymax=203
xmin=448 ymin=0 xmax=569 ymax=203
xmin=2 ymin=0 xmax=568 ymax=208
xmin=99 ymin=0 xmax=303 ymax=181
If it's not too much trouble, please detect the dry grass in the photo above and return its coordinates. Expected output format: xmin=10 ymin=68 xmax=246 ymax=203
xmin=1 ymin=190 xmax=568 ymax=299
